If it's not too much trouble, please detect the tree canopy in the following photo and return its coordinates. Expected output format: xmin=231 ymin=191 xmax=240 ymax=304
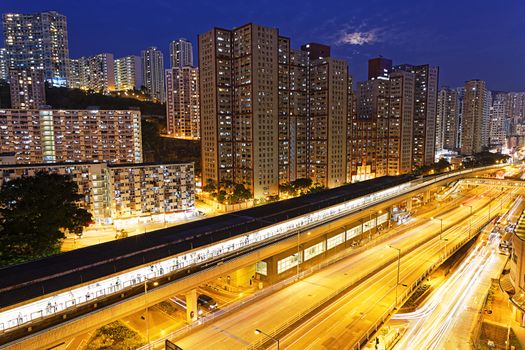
xmin=86 ymin=321 xmax=145 ymax=350
xmin=0 ymin=172 xmax=92 ymax=267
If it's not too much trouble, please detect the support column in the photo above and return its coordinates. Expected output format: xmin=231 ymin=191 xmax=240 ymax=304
xmin=423 ymin=190 xmax=431 ymax=204
xmin=186 ymin=289 xmax=198 ymax=323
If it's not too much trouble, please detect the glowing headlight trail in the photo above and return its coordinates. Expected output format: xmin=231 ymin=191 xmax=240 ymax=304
xmin=393 ymin=196 xmax=516 ymax=350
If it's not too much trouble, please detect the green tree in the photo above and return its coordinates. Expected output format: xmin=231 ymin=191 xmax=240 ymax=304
xmin=292 ymin=178 xmax=313 ymax=190
xmin=229 ymin=184 xmax=251 ymax=203
xmin=86 ymin=320 xmax=145 ymax=350
xmin=203 ymin=178 xmax=217 ymax=193
xmin=0 ymin=172 xmax=92 ymax=267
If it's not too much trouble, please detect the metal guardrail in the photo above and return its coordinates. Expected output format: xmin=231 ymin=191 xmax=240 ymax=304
xmin=0 ymin=164 xmax=505 ymax=347
xmin=138 ymin=187 xmax=511 ymax=350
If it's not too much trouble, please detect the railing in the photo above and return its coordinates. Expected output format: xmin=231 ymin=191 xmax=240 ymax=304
xmin=140 ymin=188 xmax=510 ymax=350
xmin=0 ymin=164 xmax=505 ymax=343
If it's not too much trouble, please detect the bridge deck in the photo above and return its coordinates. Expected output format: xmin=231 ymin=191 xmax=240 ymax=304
xmin=0 ymin=175 xmax=413 ymax=309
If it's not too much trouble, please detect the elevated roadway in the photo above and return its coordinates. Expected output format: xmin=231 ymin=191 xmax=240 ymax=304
xmin=0 ymin=166 xmax=507 ymax=349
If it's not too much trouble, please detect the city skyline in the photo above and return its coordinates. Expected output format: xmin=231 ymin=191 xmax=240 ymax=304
xmin=0 ymin=0 xmax=523 ymax=91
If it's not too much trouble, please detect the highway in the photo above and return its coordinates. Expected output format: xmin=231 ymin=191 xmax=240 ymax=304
xmin=168 ymin=185 xmax=515 ymax=349
xmin=390 ymin=197 xmax=522 ymax=350
xmin=0 ymin=167 xmax=504 ymax=345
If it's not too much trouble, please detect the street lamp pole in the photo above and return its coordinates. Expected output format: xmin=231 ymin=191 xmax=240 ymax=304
xmin=461 ymin=204 xmax=473 ymax=238
xmin=144 ymin=279 xmax=150 ymax=346
xmin=255 ymin=328 xmax=280 ymax=350
xmin=296 ymin=230 xmax=300 ymax=279
xmin=431 ymin=217 xmax=443 ymax=240
xmin=297 ymin=231 xmax=310 ymax=279
xmin=387 ymin=245 xmax=401 ymax=307
xmin=144 ymin=278 xmax=158 ymax=347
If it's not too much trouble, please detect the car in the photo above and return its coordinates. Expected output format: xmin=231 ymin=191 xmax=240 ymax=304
xmin=198 ymin=294 xmax=218 ymax=312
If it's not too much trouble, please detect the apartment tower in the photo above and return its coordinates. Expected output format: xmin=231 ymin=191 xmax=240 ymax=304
xmin=142 ymin=47 xmax=165 ymax=103
xmin=68 ymin=53 xmax=115 ymax=92
xmin=114 ymin=55 xmax=143 ymax=91
xmin=170 ymin=38 xmax=194 ymax=68
xmin=165 ymin=66 xmax=200 ymax=139
xmin=461 ymin=80 xmax=487 ymax=155
xmin=2 ymin=11 xmax=70 ymax=87
xmin=199 ymin=24 xmax=349 ymax=198
xmin=9 ymin=69 xmax=46 ymax=109
xmin=436 ymin=87 xmax=459 ymax=151
xmin=393 ymin=64 xmax=439 ymax=166
xmin=350 ymin=66 xmax=414 ymax=182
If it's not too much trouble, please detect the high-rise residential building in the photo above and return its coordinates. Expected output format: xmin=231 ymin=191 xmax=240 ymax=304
xmin=114 ymin=55 xmax=143 ymax=91
xmin=9 ymin=69 xmax=46 ymax=109
xmin=505 ymin=92 xmax=525 ymax=126
xmin=393 ymin=64 xmax=439 ymax=166
xmin=481 ymin=89 xmax=492 ymax=148
xmin=199 ymin=24 xmax=280 ymax=198
xmin=170 ymin=38 xmax=194 ymax=68
xmin=350 ymin=67 xmax=414 ymax=182
xmin=199 ymin=24 xmax=350 ymax=198
xmin=489 ymin=93 xmax=507 ymax=150
xmin=165 ymin=66 xmax=200 ymax=139
xmin=2 ymin=11 xmax=70 ymax=87
xmin=0 ymin=48 xmax=8 ymax=81
xmin=436 ymin=87 xmax=459 ymax=151
xmin=368 ymin=57 xmax=392 ymax=80
xmin=300 ymin=43 xmax=348 ymax=188
xmin=68 ymin=54 xmax=115 ymax=92
xmin=461 ymin=80 xmax=487 ymax=155
xmin=142 ymin=47 xmax=165 ymax=103
xmin=0 ymin=108 xmax=142 ymax=164
xmin=0 ymin=161 xmax=195 ymax=224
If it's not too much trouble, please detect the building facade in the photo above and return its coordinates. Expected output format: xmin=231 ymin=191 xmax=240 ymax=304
xmin=114 ymin=55 xmax=143 ymax=91
xmin=169 ymin=38 xmax=193 ymax=68
xmin=9 ymin=69 xmax=46 ymax=109
xmin=0 ymin=161 xmax=195 ymax=224
xmin=0 ymin=108 xmax=142 ymax=164
xmin=436 ymin=87 xmax=459 ymax=151
xmin=199 ymin=24 xmax=351 ymax=198
xmin=142 ymin=47 xmax=165 ymax=103
xmin=393 ymin=64 xmax=439 ymax=167
xmin=461 ymin=80 xmax=487 ymax=155
xmin=0 ymin=48 xmax=8 ymax=81
xmin=301 ymin=44 xmax=349 ymax=189
xmin=165 ymin=66 xmax=200 ymax=139
xmin=350 ymin=68 xmax=414 ymax=182
xmin=68 ymin=54 xmax=115 ymax=93
xmin=2 ymin=11 xmax=70 ymax=87
xmin=489 ymin=93 xmax=506 ymax=150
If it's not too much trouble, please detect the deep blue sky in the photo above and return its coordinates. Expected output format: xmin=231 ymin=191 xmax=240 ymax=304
xmin=1 ymin=0 xmax=524 ymax=91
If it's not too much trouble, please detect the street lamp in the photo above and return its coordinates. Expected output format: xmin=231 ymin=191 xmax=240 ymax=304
xmin=255 ymin=328 xmax=280 ymax=349
xmin=461 ymin=204 xmax=473 ymax=238
xmin=431 ymin=217 xmax=444 ymax=241
xmin=296 ymin=231 xmax=310 ymax=279
xmin=144 ymin=278 xmax=159 ymax=346
xmin=387 ymin=245 xmax=401 ymax=307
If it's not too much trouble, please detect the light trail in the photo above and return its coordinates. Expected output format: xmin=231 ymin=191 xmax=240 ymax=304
xmin=0 ymin=167 xmax=507 ymax=337
xmin=393 ymin=196 xmax=520 ymax=350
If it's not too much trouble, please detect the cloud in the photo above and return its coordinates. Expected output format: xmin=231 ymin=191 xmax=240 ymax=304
xmin=337 ymin=29 xmax=380 ymax=45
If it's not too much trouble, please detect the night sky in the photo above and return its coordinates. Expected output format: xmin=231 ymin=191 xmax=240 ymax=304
xmin=1 ymin=0 xmax=524 ymax=91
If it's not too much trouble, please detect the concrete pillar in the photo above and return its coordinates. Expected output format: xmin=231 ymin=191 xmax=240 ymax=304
xmin=186 ymin=289 xmax=198 ymax=323
xmin=423 ymin=190 xmax=431 ymax=203
xmin=230 ymin=264 xmax=257 ymax=288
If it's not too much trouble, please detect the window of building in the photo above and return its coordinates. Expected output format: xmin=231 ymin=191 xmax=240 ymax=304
xmin=327 ymin=232 xmax=345 ymax=250
xmin=277 ymin=253 xmax=300 ymax=274
xmin=304 ymin=241 xmax=325 ymax=261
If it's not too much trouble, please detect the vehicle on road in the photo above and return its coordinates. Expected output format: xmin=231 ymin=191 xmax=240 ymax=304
xmin=198 ymin=294 xmax=218 ymax=312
